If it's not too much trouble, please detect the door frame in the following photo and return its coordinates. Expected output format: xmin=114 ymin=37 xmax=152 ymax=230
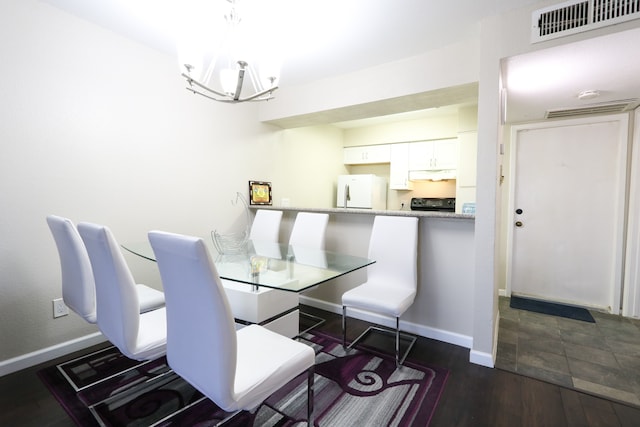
xmin=623 ymin=108 xmax=640 ymax=318
xmin=505 ymin=114 xmax=629 ymax=314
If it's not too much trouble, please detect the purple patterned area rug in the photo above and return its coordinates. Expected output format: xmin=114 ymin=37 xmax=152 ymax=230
xmin=38 ymin=331 xmax=448 ymax=426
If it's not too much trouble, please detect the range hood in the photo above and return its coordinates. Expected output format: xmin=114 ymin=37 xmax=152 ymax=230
xmin=409 ymin=169 xmax=457 ymax=181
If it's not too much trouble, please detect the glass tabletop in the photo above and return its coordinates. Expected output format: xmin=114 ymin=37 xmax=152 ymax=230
xmin=122 ymin=238 xmax=374 ymax=293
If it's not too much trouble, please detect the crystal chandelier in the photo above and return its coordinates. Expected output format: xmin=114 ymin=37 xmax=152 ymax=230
xmin=180 ymin=0 xmax=279 ymax=103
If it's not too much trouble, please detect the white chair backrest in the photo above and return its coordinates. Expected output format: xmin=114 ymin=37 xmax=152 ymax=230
xmin=46 ymin=215 xmax=97 ymax=323
xmin=77 ymin=222 xmax=141 ymax=356
xmin=290 ymin=245 xmax=328 ymax=268
xmin=288 ymin=212 xmax=329 ymax=249
xmin=368 ymin=216 xmax=418 ymax=291
xmin=249 ymin=209 xmax=283 ymax=242
xmin=148 ymin=231 xmax=237 ymax=409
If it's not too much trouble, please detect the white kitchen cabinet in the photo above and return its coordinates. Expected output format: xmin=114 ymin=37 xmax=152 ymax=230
xmin=389 ymin=143 xmax=414 ymax=190
xmin=343 ymin=144 xmax=391 ymax=165
xmin=408 ymin=139 xmax=458 ymax=171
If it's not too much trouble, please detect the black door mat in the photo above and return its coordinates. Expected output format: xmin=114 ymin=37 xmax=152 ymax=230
xmin=509 ymin=296 xmax=595 ymax=323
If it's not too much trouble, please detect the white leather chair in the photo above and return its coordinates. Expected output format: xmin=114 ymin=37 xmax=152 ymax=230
xmin=249 ymin=209 xmax=283 ymax=242
xmin=288 ymin=212 xmax=329 ymax=334
xmin=46 ymin=215 xmax=165 ymax=323
xmin=148 ymin=230 xmax=315 ymax=424
xmin=288 ymin=212 xmax=329 ymax=249
xmin=342 ymin=215 xmax=419 ymax=368
xmin=222 ymin=209 xmax=296 ymax=337
xmin=78 ymin=222 xmax=166 ymax=361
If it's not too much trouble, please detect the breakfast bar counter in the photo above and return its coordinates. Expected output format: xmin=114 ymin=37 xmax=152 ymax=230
xmin=251 ymin=205 xmax=475 ymax=220
xmin=253 ymin=205 xmax=476 ymax=351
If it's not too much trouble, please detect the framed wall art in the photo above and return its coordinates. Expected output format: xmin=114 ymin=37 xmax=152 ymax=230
xmin=249 ymin=181 xmax=272 ymax=205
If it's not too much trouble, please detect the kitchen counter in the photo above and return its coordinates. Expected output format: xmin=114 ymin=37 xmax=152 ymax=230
xmin=249 ymin=205 xmax=475 ymax=220
xmin=250 ymin=204 xmax=476 ymax=353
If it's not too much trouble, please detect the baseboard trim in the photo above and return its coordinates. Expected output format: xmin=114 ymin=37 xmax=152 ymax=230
xmin=0 ymin=332 xmax=107 ymax=377
xmin=492 ymin=310 xmax=500 ymax=364
xmin=469 ymin=349 xmax=494 ymax=368
xmin=300 ymin=296 xmax=474 ymax=350
xmin=468 ymin=310 xmax=499 ymax=368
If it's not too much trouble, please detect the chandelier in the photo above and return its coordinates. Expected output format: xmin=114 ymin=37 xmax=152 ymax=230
xmin=180 ymin=0 xmax=280 ymax=103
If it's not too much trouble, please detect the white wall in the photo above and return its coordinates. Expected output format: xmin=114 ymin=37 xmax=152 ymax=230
xmin=259 ymin=38 xmax=481 ymax=123
xmin=271 ymin=126 xmax=347 ymax=209
xmin=342 ymin=115 xmax=459 ymax=146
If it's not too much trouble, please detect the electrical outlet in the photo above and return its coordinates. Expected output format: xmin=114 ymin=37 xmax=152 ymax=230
xmin=52 ymin=298 xmax=69 ymax=318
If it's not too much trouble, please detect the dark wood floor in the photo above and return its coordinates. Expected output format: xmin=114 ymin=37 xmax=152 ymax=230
xmin=2 ymin=306 xmax=640 ymax=426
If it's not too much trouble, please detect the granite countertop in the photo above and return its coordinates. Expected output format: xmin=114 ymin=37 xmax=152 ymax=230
xmin=249 ymin=205 xmax=475 ymax=220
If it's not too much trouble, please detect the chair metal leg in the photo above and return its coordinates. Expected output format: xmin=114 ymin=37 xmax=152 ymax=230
xmin=342 ymin=306 xmax=347 ymax=349
xmin=57 ymin=345 xmax=160 ymax=392
xmin=215 ymin=410 xmax=241 ymax=427
xmin=307 ymin=367 xmax=315 ymax=426
xmin=298 ymin=310 xmax=326 ymax=336
xmin=395 ymin=317 xmax=400 ymax=368
xmin=345 ymin=321 xmax=417 ymax=368
xmin=343 ymin=305 xmax=416 ymax=368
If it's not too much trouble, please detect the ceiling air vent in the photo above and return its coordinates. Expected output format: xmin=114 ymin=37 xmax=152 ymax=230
xmin=532 ymin=0 xmax=640 ymax=43
xmin=545 ymin=99 xmax=640 ymax=118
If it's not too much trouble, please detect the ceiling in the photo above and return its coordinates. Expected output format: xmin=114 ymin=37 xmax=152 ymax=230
xmin=503 ymin=26 xmax=640 ymax=123
xmin=41 ymin=0 xmax=640 ymax=125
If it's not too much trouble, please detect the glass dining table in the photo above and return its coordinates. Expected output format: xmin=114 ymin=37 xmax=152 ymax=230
xmin=122 ymin=238 xmax=374 ymax=294
xmin=122 ymin=237 xmax=374 ymax=337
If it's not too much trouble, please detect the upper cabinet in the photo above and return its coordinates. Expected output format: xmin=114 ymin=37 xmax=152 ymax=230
xmin=389 ymin=143 xmax=414 ymax=190
xmin=408 ymin=139 xmax=458 ymax=171
xmin=343 ymin=144 xmax=391 ymax=165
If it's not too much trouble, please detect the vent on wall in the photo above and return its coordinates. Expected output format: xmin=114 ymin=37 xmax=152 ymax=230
xmin=545 ymin=99 xmax=640 ymax=118
xmin=532 ymin=0 xmax=640 ymax=43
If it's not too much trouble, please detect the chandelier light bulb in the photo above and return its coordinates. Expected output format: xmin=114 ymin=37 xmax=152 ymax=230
xmin=220 ymin=68 xmax=239 ymax=95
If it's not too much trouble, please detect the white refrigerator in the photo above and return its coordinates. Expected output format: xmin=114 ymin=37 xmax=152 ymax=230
xmin=336 ymin=174 xmax=387 ymax=210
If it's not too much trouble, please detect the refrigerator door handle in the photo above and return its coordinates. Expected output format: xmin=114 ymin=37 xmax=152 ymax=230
xmin=343 ymin=183 xmax=350 ymax=208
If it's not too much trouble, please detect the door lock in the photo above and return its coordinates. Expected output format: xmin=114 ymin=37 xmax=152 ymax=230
xmin=515 ymin=221 xmax=523 ymax=227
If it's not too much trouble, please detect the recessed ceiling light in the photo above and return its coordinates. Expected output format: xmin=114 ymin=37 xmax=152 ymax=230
xmin=577 ymin=90 xmax=600 ymax=100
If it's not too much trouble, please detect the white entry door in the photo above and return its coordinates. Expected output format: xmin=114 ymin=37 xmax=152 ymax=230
xmin=508 ymin=115 xmax=628 ymax=313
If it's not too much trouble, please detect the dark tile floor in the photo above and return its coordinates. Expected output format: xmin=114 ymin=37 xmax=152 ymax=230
xmin=496 ymin=296 xmax=640 ymax=407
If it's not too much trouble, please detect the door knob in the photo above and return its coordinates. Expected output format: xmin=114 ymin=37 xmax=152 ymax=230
xmin=515 ymin=221 xmax=523 ymax=227
xmin=515 ymin=208 xmax=523 ymax=215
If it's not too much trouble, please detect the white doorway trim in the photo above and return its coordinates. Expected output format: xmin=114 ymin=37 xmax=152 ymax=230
xmin=623 ymin=108 xmax=640 ymax=318
xmin=506 ymin=114 xmax=629 ymax=314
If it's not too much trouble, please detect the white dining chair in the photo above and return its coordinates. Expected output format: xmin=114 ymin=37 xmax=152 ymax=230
xmin=288 ymin=212 xmax=329 ymax=334
xmin=288 ymin=212 xmax=329 ymax=249
xmin=249 ymin=209 xmax=283 ymax=242
xmin=342 ymin=215 xmax=419 ymax=368
xmin=46 ymin=215 xmax=165 ymax=324
xmin=78 ymin=222 xmax=166 ymax=361
xmin=148 ymin=230 xmax=315 ymax=425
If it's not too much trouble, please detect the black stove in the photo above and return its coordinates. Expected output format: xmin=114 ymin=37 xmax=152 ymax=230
xmin=410 ymin=197 xmax=456 ymax=212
